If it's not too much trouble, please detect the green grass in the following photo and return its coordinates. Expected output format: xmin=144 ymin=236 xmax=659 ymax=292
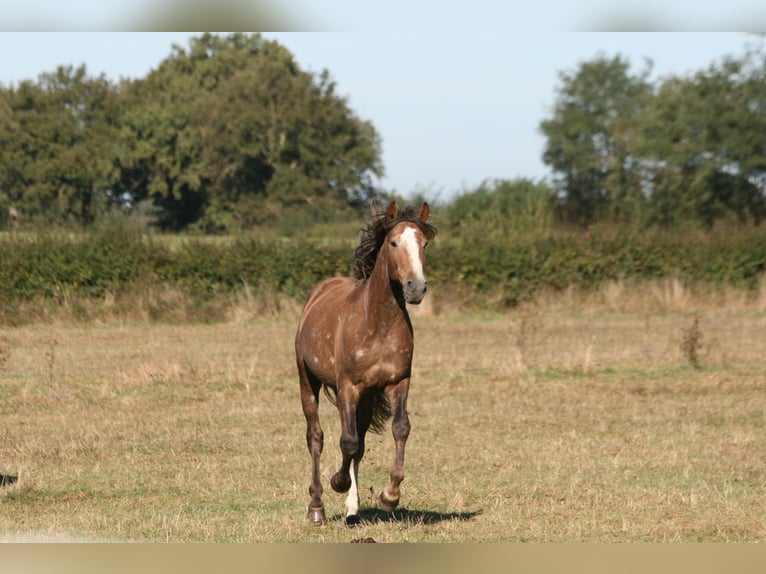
xmin=1 ymin=304 xmax=765 ymax=542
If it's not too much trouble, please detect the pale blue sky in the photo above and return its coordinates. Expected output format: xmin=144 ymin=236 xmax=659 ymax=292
xmin=0 ymin=31 xmax=760 ymax=199
xmin=4 ymin=1 xmax=766 ymax=32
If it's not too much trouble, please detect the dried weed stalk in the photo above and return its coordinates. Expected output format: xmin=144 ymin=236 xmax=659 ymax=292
xmin=514 ymin=303 xmax=542 ymax=371
xmin=680 ymin=315 xmax=704 ymax=369
xmin=0 ymin=337 xmax=10 ymax=372
xmin=45 ymin=336 xmax=58 ymax=387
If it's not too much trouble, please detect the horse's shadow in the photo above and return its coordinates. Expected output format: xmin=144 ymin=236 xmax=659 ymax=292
xmin=0 ymin=474 xmax=18 ymax=487
xmin=332 ymin=507 xmax=482 ymax=526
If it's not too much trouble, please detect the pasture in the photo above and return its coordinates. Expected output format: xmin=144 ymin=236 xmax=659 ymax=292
xmin=0 ymin=289 xmax=764 ymax=542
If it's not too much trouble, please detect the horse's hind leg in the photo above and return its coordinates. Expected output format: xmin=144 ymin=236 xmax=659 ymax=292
xmin=299 ymin=361 xmax=325 ymax=524
xmin=379 ymin=378 xmax=411 ymax=512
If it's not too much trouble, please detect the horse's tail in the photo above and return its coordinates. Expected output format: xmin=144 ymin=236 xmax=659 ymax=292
xmin=322 ymin=384 xmax=391 ymax=435
xmin=365 ymin=391 xmax=392 ymax=434
xmin=322 ymin=384 xmax=338 ymax=407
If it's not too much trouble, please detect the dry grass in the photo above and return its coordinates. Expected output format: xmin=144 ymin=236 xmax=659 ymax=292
xmin=0 ymin=285 xmax=764 ymax=542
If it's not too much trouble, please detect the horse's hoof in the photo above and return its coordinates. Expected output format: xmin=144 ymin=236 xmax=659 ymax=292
xmin=378 ymin=492 xmax=399 ymax=513
xmin=307 ymin=504 xmax=326 ymax=525
xmin=345 ymin=514 xmax=361 ymax=527
xmin=330 ymin=472 xmax=351 ymax=493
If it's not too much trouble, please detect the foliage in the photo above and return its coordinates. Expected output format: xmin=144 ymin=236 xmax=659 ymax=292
xmin=2 ymin=224 xmax=765 ymax=323
xmin=0 ymin=33 xmax=383 ymax=232
xmin=426 ymin=229 xmax=765 ymax=308
xmin=540 ymin=55 xmax=653 ymax=227
xmin=541 ymin=47 xmax=766 ymax=229
xmin=633 ymin=53 xmax=766 ymax=228
xmin=0 ymin=66 xmax=122 ymax=227
xmin=118 ymin=34 xmax=383 ymax=232
xmin=3 ymin=35 xmax=766 ymax=235
xmin=0 ymin=226 xmax=351 ymax=323
xmin=445 ymin=178 xmax=556 ymax=239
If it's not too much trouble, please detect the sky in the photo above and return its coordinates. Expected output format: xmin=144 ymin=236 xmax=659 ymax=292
xmin=0 ymin=23 xmax=762 ymax=199
xmin=3 ymin=0 xmax=766 ymax=32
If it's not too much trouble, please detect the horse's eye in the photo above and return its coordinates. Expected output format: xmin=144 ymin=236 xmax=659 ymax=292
xmin=390 ymin=240 xmax=398 ymax=248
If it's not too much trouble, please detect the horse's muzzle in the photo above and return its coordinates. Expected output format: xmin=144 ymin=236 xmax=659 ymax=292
xmin=404 ymin=278 xmax=428 ymax=305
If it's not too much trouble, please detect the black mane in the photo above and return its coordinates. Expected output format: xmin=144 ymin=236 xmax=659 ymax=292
xmin=352 ymin=203 xmax=437 ymax=281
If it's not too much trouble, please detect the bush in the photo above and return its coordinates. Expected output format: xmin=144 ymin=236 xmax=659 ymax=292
xmin=427 ymin=229 xmax=766 ymax=307
xmin=1 ymin=225 xmax=765 ymax=324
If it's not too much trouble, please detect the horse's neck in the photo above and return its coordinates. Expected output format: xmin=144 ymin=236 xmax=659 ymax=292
xmin=362 ymin=250 xmax=409 ymax=332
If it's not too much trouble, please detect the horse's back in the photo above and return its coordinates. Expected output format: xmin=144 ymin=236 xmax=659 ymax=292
xmin=298 ymin=276 xmax=356 ymax=328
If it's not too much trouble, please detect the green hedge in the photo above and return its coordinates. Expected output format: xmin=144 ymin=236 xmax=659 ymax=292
xmin=428 ymin=232 xmax=766 ymax=306
xmin=1 ymin=226 xmax=765 ymax=318
xmin=0 ymin=231 xmax=351 ymax=303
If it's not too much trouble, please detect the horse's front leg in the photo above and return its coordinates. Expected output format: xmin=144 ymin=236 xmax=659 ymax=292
xmin=379 ymin=378 xmax=411 ymax=512
xmin=331 ymin=383 xmax=363 ymax=526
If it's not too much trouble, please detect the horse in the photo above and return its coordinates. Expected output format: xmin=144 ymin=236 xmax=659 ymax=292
xmin=295 ymin=201 xmax=437 ymax=525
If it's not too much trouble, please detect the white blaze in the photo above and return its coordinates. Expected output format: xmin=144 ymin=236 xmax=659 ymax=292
xmin=398 ymin=226 xmax=424 ymax=281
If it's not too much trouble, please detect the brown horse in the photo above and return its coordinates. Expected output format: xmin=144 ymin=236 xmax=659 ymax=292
xmin=295 ymin=201 xmax=436 ymax=525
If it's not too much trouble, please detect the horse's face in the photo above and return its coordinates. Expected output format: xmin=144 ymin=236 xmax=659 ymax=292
xmin=385 ymin=220 xmax=430 ymax=305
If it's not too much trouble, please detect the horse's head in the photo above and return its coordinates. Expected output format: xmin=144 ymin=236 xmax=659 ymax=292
xmin=383 ymin=202 xmax=434 ymax=305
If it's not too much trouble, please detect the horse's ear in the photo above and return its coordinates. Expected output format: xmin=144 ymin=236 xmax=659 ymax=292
xmin=386 ymin=201 xmax=398 ymax=220
xmin=418 ymin=202 xmax=430 ymax=222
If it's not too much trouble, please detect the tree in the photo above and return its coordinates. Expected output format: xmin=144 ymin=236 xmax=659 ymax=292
xmin=116 ymin=33 xmax=383 ymax=231
xmin=634 ymin=50 xmax=766 ymax=228
xmin=540 ymin=55 xmax=653 ymax=226
xmin=446 ymin=178 xmax=556 ymax=238
xmin=0 ymin=66 xmax=121 ymax=226
xmin=697 ymin=53 xmax=766 ymax=225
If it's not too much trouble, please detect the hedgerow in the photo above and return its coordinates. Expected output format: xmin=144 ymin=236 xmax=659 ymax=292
xmin=1 ymin=225 xmax=765 ymax=323
xmin=428 ymin=231 xmax=766 ymax=306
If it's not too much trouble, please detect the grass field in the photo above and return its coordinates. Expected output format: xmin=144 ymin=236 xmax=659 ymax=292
xmin=0 ymin=287 xmax=764 ymax=542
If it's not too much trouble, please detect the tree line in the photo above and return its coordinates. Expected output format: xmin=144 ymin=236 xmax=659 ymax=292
xmin=0 ymin=33 xmax=382 ymax=232
xmin=1 ymin=34 xmax=765 ymax=233
xmin=541 ymin=47 xmax=766 ymax=230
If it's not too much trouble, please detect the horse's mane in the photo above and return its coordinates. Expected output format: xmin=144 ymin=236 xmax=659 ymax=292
xmin=352 ymin=202 xmax=437 ymax=282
